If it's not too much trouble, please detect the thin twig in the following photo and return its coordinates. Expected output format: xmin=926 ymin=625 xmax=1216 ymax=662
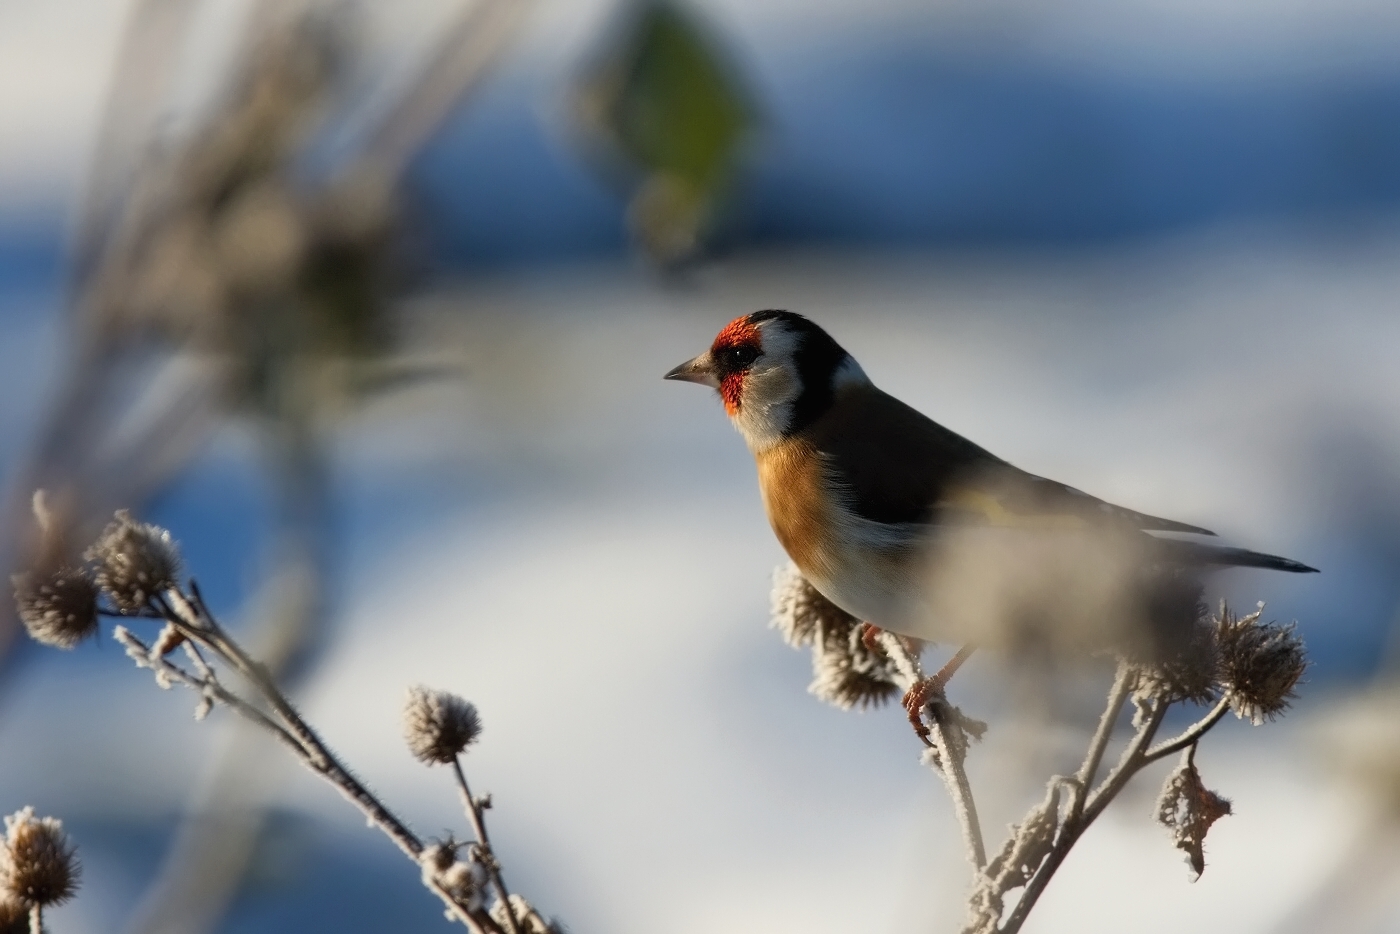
xmin=1068 ymin=662 xmax=1133 ymax=822
xmin=453 ymin=759 xmax=522 ymax=934
xmin=122 ymin=588 xmax=501 ymax=931
xmin=927 ymin=708 xmax=987 ymax=869
xmin=998 ymin=685 xmax=1171 ymax=934
xmin=113 ymin=626 xmax=302 ymax=752
xmin=1083 ymin=699 xmax=1169 ymax=823
xmin=1144 ymin=695 xmax=1233 ymax=764
xmin=878 ymin=634 xmax=987 ymax=870
xmin=194 ymin=619 xmax=423 ymax=858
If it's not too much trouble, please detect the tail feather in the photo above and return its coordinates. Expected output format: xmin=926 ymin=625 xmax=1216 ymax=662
xmin=1160 ymin=539 xmax=1318 ymax=574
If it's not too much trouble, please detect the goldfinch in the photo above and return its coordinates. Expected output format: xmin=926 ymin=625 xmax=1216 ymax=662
xmin=666 ymin=310 xmax=1315 ymax=717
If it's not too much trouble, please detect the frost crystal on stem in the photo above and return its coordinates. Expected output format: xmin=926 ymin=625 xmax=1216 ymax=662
xmin=492 ymin=894 xmax=565 ymax=934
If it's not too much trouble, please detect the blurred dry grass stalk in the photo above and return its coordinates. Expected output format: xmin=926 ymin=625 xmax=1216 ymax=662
xmin=771 ymin=563 xmax=1308 ymax=933
xmin=3 ymin=0 xmax=532 ymax=930
xmin=6 ymin=0 xmax=532 ymax=651
xmin=13 ymin=505 xmax=561 ymax=934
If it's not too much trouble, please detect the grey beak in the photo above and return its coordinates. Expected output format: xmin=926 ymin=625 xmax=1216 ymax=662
xmin=663 ymin=352 xmax=719 ymax=388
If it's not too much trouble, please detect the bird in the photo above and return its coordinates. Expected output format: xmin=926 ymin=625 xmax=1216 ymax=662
xmin=665 ymin=310 xmax=1316 ymax=735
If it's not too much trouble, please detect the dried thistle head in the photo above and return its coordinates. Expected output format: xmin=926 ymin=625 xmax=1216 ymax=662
xmin=1 ymin=808 xmax=80 ymax=908
xmin=1156 ymin=750 xmax=1232 ymax=879
xmin=404 ymin=686 xmax=481 ymax=765
xmin=770 ymin=563 xmax=858 ymax=648
xmin=85 ymin=510 xmax=181 ymax=612
xmin=808 ymin=623 xmax=900 ymax=711
xmin=0 ymin=898 xmax=28 ymax=934
xmin=1216 ymin=603 xmax=1307 ymax=725
xmin=493 ymin=894 xmax=566 ymax=934
xmin=12 ymin=565 xmax=99 ymax=649
xmin=419 ymin=836 xmax=487 ymax=914
xmin=1134 ymin=610 xmax=1220 ymax=708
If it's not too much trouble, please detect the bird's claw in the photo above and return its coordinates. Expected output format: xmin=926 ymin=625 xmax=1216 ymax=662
xmin=902 ymin=679 xmax=938 ymax=746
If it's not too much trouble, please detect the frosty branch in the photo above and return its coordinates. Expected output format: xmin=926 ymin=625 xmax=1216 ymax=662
xmin=769 ymin=562 xmax=1307 ymax=933
xmin=12 ymin=503 xmax=562 ymax=934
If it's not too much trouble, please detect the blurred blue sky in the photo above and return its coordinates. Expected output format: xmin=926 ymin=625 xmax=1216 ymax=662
xmin=3 ymin=1 xmax=1400 ymax=267
xmin=415 ymin=35 xmax=1400 ymax=266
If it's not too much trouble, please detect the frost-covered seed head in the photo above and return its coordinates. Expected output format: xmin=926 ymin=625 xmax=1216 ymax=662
xmin=420 ymin=838 xmax=486 ymax=914
xmin=1216 ymin=604 xmax=1307 ymax=725
xmin=770 ymin=564 xmax=902 ymax=709
xmin=492 ymin=894 xmax=566 ymax=934
xmin=1134 ymin=609 xmax=1220 ymax=708
xmin=12 ymin=566 xmax=99 ymax=649
xmin=422 ymin=840 xmax=459 ymax=873
xmin=2 ymin=808 xmax=79 ymax=907
xmin=404 ymin=686 xmax=481 ymax=765
xmin=808 ymin=622 xmax=900 ymax=710
xmin=439 ymin=860 xmax=486 ymax=913
xmin=1156 ymin=753 xmax=1231 ymax=879
xmin=770 ymin=563 xmax=858 ymax=648
xmin=85 ymin=510 xmax=181 ymax=611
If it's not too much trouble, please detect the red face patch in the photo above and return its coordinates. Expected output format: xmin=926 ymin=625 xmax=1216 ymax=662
xmin=711 ymin=316 xmax=761 ymax=353
xmin=719 ymin=373 xmax=744 ymax=414
xmin=710 ymin=316 xmax=763 ymax=415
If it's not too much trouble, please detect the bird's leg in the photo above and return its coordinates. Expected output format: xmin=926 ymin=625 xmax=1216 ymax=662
xmin=859 ymin=621 xmax=884 ymax=654
xmin=903 ymin=644 xmax=978 ymax=743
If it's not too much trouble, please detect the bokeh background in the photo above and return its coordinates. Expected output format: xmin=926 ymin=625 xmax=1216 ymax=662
xmin=2 ymin=0 xmax=1400 ymax=932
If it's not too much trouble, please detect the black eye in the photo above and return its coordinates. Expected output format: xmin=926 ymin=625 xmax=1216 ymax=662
xmin=722 ymin=345 xmax=760 ymax=370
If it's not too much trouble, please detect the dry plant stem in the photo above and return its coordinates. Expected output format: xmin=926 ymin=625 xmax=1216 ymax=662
xmin=999 ymin=684 xmax=1177 ymax=934
xmin=29 ymin=904 xmax=40 ymax=934
xmin=879 ymin=634 xmax=988 ymax=870
xmin=114 ymin=632 xmax=498 ymax=934
xmin=114 ymin=627 xmax=305 ymax=752
xmin=928 ymin=708 xmax=987 ymax=869
xmin=1083 ymin=699 xmax=1170 ymax=823
xmin=120 ymin=588 xmax=505 ymax=934
xmin=1068 ymin=663 xmax=1133 ymax=823
xmin=1144 ymin=694 xmax=1232 ymax=763
xmin=452 ymin=759 xmax=522 ymax=934
xmin=160 ymin=588 xmax=423 ymax=859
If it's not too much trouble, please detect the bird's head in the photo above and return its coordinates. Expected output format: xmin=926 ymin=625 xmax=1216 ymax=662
xmin=665 ymin=310 xmax=867 ymax=450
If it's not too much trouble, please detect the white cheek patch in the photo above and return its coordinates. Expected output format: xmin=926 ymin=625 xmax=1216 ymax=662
xmin=733 ymin=362 xmax=799 ymax=451
xmin=731 ymin=321 xmax=806 ymax=452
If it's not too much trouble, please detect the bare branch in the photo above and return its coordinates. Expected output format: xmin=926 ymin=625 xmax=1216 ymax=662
xmin=1144 ymin=695 xmax=1233 ymax=764
xmin=453 ymin=760 xmax=522 ymax=934
xmin=879 ymin=633 xmax=987 ymax=870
